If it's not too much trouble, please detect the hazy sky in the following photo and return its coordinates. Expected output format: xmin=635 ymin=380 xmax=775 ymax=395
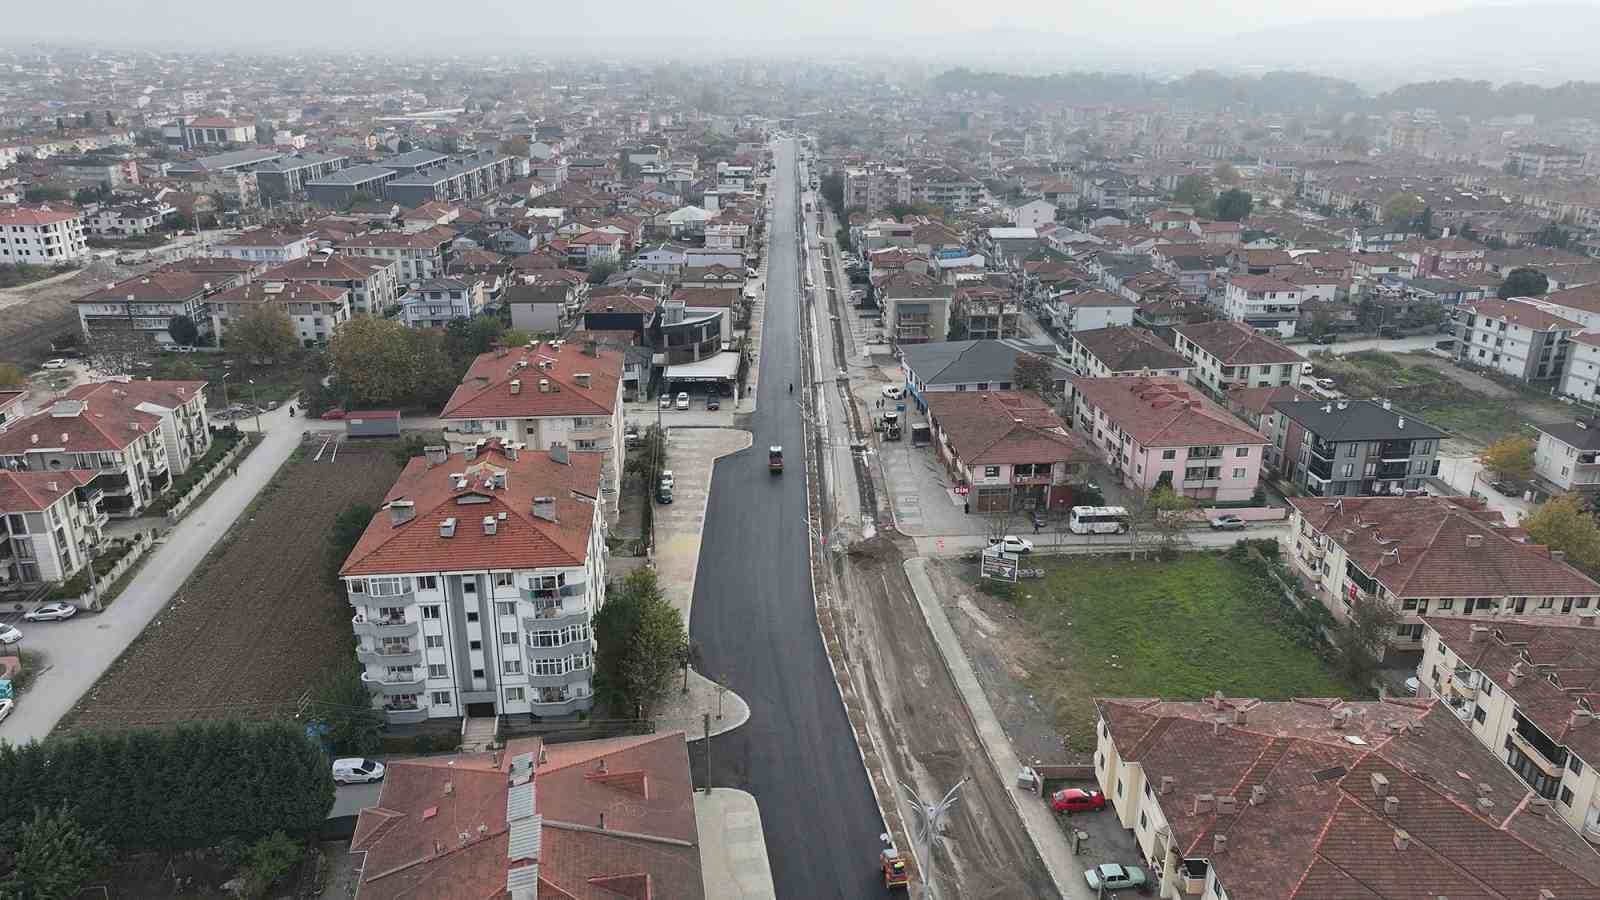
xmin=3 ymin=0 xmax=1560 ymax=47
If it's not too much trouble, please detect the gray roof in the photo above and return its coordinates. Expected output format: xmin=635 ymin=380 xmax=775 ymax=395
xmin=252 ymin=152 xmax=348 ymax=173
xmin=1269 ymin=399 xmax=1446 ymax=441
xmin=379 ymin=149 xmax=449 ymax=170
xmin=307 ymin=164 xmax=397 ymax=187
xmin=901 ymin=338 xmax=1069 ymax=386
xmin=167 ymin=148 xmax=283 ymax=174
xmin=1534 ymin=420 xmax=1600 ymax=451
xmin=387 ymin=154 xmax=507 ymax=186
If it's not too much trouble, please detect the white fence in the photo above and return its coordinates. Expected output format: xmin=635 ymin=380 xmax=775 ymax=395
xmin=162 ymin=437 xmax=251 ymax=523
xmin=62 ymin=530 xmax=155 ymax=611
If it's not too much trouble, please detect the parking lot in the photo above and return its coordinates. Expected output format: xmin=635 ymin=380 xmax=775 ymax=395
xmin=1039 ymin=781 xmax=1150 ymax=893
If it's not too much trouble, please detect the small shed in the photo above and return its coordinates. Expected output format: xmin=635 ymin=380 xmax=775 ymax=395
xmin=345 ymin=410 xmax=401 ymax=438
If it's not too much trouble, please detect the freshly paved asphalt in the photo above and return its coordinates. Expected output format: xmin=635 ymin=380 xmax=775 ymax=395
xmin=689 ymin=139 xmax=887 ymax=898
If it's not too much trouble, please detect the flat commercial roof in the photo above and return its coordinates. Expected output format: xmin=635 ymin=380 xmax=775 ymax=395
xmin=167 ymin=148 xmax=283 ymax=173
xmin=307 ymin=164 xmax=397 ymax=187
xmin=663 ymin=352 xmax=740 ymax=382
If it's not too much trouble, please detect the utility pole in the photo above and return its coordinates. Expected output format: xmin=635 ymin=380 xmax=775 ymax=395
xmin=248 ymin=379 xmax=262 ymax=433
xmin=702 ymin=712 xmax=712 ymax=794
xmin=901 ymin=778 xmax=967 ymax=900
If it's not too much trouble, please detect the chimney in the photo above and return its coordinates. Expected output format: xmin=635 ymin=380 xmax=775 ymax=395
xmin=1210 ymin=690 xmax=1226 ymax=710
xmin=464 ymin=443 xmax=479 ymax=462
xmin=532 ymin=496 xmax=557 ymax=522
xmin=1249 ymin=785 xmax=1267 ymax=806
xmin=1469 ymin=624 xmax=1490 ymax=643
xmin=598 ymin=812 xmax=606 ymax=830
xmin=1397 ymin=417 xmax=1406 ymax=429
xmin=482 ymin=515 xmax=497 ymax=535
xmin=1465 ymin=533 xmax=1484 ymax=548
xmin=510 ymin=379 xmax=522 ymax=395
xmin=1529 ymin=796 xmax=1552 ymax=817
xmin=1158 ymin=775 xmax=1175 ymax=795
xmin=1393 ymin=828 xmax=1411 ymax=851
xmin=1212 ymin=834 xmax=1227 ymax=854
xmin=1233 ymin=707 xmax=1247 ymax=726
xmin=424 ymin=445 xmax=449 ymax=466
xmin=1371 ymin=773 xmax=1390 ymax=798
xmin=1508 ymin=663 xmax=1522 ymax=687
xmin=1216 ymin=795 xmax=1238 ymax=815
xmin=388 ymin=500 xmax=416 ymax=526
xmin=46 ymin=480 xmax=58 ymax=492
xmin=1382 ymin=399 xmax=1392 ymax=411
xmin=1552 ymin=550 xmax=1566 ymax=563
xmin=1476 ymin=796 xmax=1495 ymax=812
xmin=1477 ymin=783 xmax=1493 ymax=797
xmin=1193 ymin=793 xmax=1214 ymax=815
xmin=1384 ymin=795 xmax=1400 ymax=816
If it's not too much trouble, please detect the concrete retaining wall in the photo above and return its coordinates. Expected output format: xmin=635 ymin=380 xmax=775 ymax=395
xmin=163 ymin=438 xmax=250 ymax=523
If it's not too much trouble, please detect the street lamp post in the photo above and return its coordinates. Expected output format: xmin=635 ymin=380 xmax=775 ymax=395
xmin=219 ymin=370 xmax=230 ymax=410
xmin=248 ymin=379 xmax=262 ymax=433
xmin=900 ymin=778 xmax=967 ymax=900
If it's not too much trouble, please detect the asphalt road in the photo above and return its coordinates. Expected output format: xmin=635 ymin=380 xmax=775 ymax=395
xmin=689 ymin=139 xmax=887 ymax=898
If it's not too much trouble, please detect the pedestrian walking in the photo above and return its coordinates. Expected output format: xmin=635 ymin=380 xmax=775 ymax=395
xmin=963 ymin=500 xmax=970 ymax=515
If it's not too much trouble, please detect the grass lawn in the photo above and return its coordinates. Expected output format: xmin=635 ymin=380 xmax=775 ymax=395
xmin=1016 ymin=554 xmax=1358 ymax=751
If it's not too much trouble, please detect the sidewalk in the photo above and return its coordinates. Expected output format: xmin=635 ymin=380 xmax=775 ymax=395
xmin=654 ymin=667 xmax=751 ymax=741
xmin=903 ymin=557 xmax=1095 ymax=900
xmin=695 ymin=789 xmax=777 ymax=900
xmin=653 ymin=428 xmax=752 ymax=623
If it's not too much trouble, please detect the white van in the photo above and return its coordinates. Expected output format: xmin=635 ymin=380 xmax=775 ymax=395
xmin=333 ymin=757 xmax=386 ymax=784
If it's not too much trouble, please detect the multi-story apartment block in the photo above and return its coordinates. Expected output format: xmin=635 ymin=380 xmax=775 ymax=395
xmin=213 ymin=227 xmax=314 ymax=266
xmin=922 ymin=391 xmax=1092 ymax=513
xmin=382 ymin=151 xmax=519 ymax=207
xmin=1532 ymin=419 xmax=1600 ymax=496
xmin=1069 ymin=376 xmax=1268 ymax=502
xmin=951 ymin=284 xmax=1021 ymax=340
xmin=880 ymin=278 xmax=954 ymax=345
xmin=259 ymin=252 xmax=401 ymax=316
xmin=334 ymin=227 xmax=454 ymax=282
xmin=1172 ymin=320 xmax=1305 ymax=396
xmin=339 ymin=441 xmax=607 ymax=723
xmin=208 ymin=281 xmax=351 ymax=348
xmin=1287 ymin=495 xmax=1600 ymax=648
xmin=399 ymin=278 xmax=486 ymax=328
xmin=1221 ymin=275 xmax=1304 ymax=338
xmin=85 ymin=204 xmax=172 ymax=238
xmin=1046 ymin=290 xmax=1136 ymax=334
xmin=0 ymin=205 xmax=89 ymax=265
xmin=252 ymin=152 xmax=349 ymax=201
xmin=842 ymin=165 xmax=911 ymax=211
xmin=1455 ymin=298 xmax=1576 ymax=383
xmin=1506 ymin=143 xmax=1587 ymax=178
xmin=74 ymin=271 xmax=220 ymax=346
xmin=440 ymin=341 xmax=626 ymax=503
xmin=1269 ymin=399 xmax=1444 ymax=497
xmin=0 ymin=470 xmax=108 ymax=586
xmin=1069 ymin=326 xmax=1192 ymax=380
xmin=1418 ymin=618 xmax=1600 ymax=842
xmin=0 ymin=380 xmax=211 ymax=518
xmin=304 ymin=164 xmax=400 ymax=208
xmin=168 ymin=117 xmax=254 ymax=148
xmin=912 ymin=168 xmax=984 ymax=210
xmin=703 ymin=211 xmax=752 ymax=255
xmin=1094 ymin=695 xmax=1600 ymax=900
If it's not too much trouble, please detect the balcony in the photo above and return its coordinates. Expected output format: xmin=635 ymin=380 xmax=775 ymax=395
xmin=351 ymin=614 xmax=419 ymax=639
xmin=383 ymin=706 xmax=429 ymax=725
xmin=528 ymin=696 xmax=589 ymax=716
xmin=1377 ymin=441 xmax=1414 ymax=462
xmin=528 ymin=664 xmax=592 ymax=688
xmin=349 ymin=588 xmax=414 ymax=606
xmin=1507 ymin=729 xmax=1564 ymax=777
xmin=357 ymin=644 xmax=422 ymax=666
xmin=1307 ymin=456 xmax=1334 ymax=480
xmin=361 ymin=670 xmax=426 ymax=695
xmin=1374 ymin=462 xmax=1410 ymax=480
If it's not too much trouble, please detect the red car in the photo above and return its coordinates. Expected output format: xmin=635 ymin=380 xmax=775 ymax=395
xmin=320 ymin=408 xmax=347 ymax=420
xmin=1051 ymin=788 xmax=1106 ymax=814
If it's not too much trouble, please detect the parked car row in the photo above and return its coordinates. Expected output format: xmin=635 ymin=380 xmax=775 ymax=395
xmin=1045 ymin=787 xmax=1149 ymax=891
xmin=658 ymin=391 xmax=725 ymax=411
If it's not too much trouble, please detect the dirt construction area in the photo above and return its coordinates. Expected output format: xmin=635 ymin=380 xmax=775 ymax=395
xmin=56 ymin=442 xmax=402 ymax=733
xmin=0 ymin=262 xmax=133 ymax=366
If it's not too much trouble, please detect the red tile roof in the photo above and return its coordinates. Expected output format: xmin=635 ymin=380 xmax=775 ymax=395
xmin=211 ymin=280 xmax=347 ymax=306
xmin=0 ymin=205 xmax=80 ymax=226
xmin=925 ymin=391 xmax=1093 ymax=467
xmin=340 ymin=442 xmax=602 ymax=577
xmin=76 ymin=271 xmax=214 ymax=304
xmin=1228 ymin=274 xmax=1300 ymax=293
xmin=1288 ymin=495 xmax=1600 ymax=599
xmin=262 ymin=254 xmax=395 ymax=282
xmin=1463 ymin=298 xmax=1580 ymax=332
xmin=336 ymin=226 xmax=454 ymax=251
xmin=0 ymin=469 xmax=96 ymax=511
xmin=0 ymin=381 xmax=205 ymax=454
xmin=351 ymin=734 xmax=703 ymax=900
xmin=1098 ymin=697 xmax=1600 ymax=900
xmin=1174 ymin=320 xmax=1306 ymax=365
xmin=441 ymin=342 xmax=623 ymax=421
xmin=1070 ymin=376 xmax=1268 ymax=448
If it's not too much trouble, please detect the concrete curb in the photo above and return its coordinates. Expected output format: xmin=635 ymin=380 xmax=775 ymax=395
xmin=679 ymin=428 xmax=755 ymax=628
xmin=695 ymin=788 xmax=777 ymax=900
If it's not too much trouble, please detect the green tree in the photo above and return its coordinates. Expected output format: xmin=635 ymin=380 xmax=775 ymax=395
xmin=819 ymin=173 xmax=845 ymax=216
xmin=1011 ymin=352 xmax=1056 ymax=396
xmin=312 ymin=661 xmax=382 ymax=758
xmin=229 ymin=305 xmax=299 ymax=361
xmin=444 ymin=316 xmax=503 ymax=366
xmin=1305 ymin=309 xmax=1335 ymax=341
xmin=167 ymin=359 xmax=204 ymax=381
xmin=1213 ymin=162 xmax=1240 ymax=186
xmin=1479 ymin=436 xmax=1535 ymax=481
xmin=947 ymin=319 xmax=969 ymax=341
xmin=0 ymin=804 xmax=109 ymax=900
xmin=1331 ymin=593 xmax=1402 ymax=686
xmin=498 ymin=136 xmax=530 ymax=158
xmin=1499 ymin=267 xmax=1549 ymax=298
xmin=167 ymin=314 xmax=200 ymax=347
xmin=328 ymin=316 xmax=421 ymax=406
xmin=23 ymin=187 xmax=68 ymax=204
xmin=1213 ymin=189 xmax=1253 ymax=222
xmin=1525 ymin=494 xmax=1600 ymax=577
xmin=594 ymin=568 xmax=688 ymax=720
xmin=241 ymin=831 xmax=301 ymax=898
xmin=1382 ymin=193 xmax=1423 ymax=227
xmin=1535 ymin=223 xmax=1572 ymax=249
xmin=587 ymin=260 xmax=618 ymax=284
xmin=328 ymin=503 xmax=375 ymax=582
xmin=1173 ymin=174 xmax=1212 ymax=208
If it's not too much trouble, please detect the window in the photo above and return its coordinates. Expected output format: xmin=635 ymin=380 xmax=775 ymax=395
xmin=368 ymin=576 xmax=411 ymax=597
xmin=466 ymin=611 xmax=479 ymax=623
xmin=1232 ymin=467 xmax=1246 ymax=479
xmin=501 ymin=631 xmax=517 ymax=645
xmin=347 ymin=578 xmax=365 ymax=594
xmin=1482 ymin=681 xmax=1492 ymax=697
xmin=1235 ymin=447 xmax=1249 ymax=457
xmin=1561 ymin=786 xmax=1574 ymax=806
xmin=1139 ymin=812 xmax=1148 ymax=829
xmin=504 ymin=659 xmax=523 ymax=675
xmin=1402 ymin=599 xmax=1418 ymax=611
xmin=469 ymin=640 xmax=482 ymax=651
xmin=472 ymin=668 xmax=485 ymax=679
xmin=1115 ymin=779 xmax=1123 ymax=797
xmin=1343 ymin=443 xmax=1357 ymax=457
xmin=496 ymin=602 xmax=516 ymax=617
xmin=984 ymin=465 xmax=1000 ymax=478
xmin=1340 ymin=463 xmax=1355 ymax=478
xmin=1570 ymin=756 xmax=1585 ymax=776
xmin=1437 ymin=598 xmax=1454 ymax=610
xmin=1162 ymin=449 xmax=1176 ymax=460
xmin=421 ymin=606 xmax=441 ymax=620
xmin=1474 ymin=706 xmax=1487 ymax=724
xmin=425 ymin=635 xmax=444 ymax=649
xmin=494 ymin=572 xmax=514 ymax=588
xmin=431 ymin=691 xmax=452 ymax=706
xmin=428 ymin=664 xmax=447 ymax=677
xmin=505 ymin=687 xmax=525 ymax=702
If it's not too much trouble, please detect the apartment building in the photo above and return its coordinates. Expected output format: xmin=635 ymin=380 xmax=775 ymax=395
xmin=1532 ymin=419 xmax=1600 ymax=495
xmin=1046 ymin=290 xmax=1136 ymax=334
xmin=399 ymin=278 xmax=486 ymax=328
xmin=912 ymin=169 xmax=984 ymax=210
xmin=213 ymin=227 xmax=315 ymax=266
xmin=259 ymin=252 xmax=401 ymax=316
xmin=382 ymin=151 xmax=519 ymax=207
xmin=339 ymin=441 xmax=607 ymax=723
xmin=880 ymin=278 xmax=954 ymax=345
xmin=1094 ymin=696 xmax=1600 ymax=900
xmin=1456 ymin=298 xmax=1577 ymax=383
xmin=334 ymin=227 xmax=454 ymax=282
xmin=172 ymin=118 xmax=254 ymax=147
xmin=1506 ymin=143 xmax=1587 ymax=178
xmin=900 ymin=339 xmax=1073 ymax=405
xmin=1269 ymin=399 xmax=1444 ymax=497
xmin=1069 ymin=376 xmax=1268 ymax=502
xmin=842 ymin=164 xmax=911 ymax=211
xmin=922 ymin=391 xmax=1093 ymax=513
xmin=1221 ymin=275 xmax=1304 ymax=338
xmin=0 ymin=470 xmax=107 ymax=586
xmin=1069 ymin=326 xmax=1192 ymax=380
xmin=1172 ymin=320 xmax=1306 ymax=396
xmin=951 ymin=284 xmax=1022 ymax=340
xmin=304 ymin=164 xmax=399 ymax=208
xmin=439 ymin=341 xmax=626 ymax=503
xmin=85 ymin=204 xmax=171 ymax=238
xmin=1287 ymin=495 xmax=1600 ymax=648
xmin=208 ymin=280 xmax=350 ymax=347
xmin=252 ymin=152 xmax=349 ymax=201
xmin=74 ymin=271 xmax=220 ymax=346
xmin=0 ymin=205 xmax=89 ymax=265
xmin=1418 ymin=618 xmax=1600 ymax=842
xmin=0 ymin=381 xmax=211 ymax=518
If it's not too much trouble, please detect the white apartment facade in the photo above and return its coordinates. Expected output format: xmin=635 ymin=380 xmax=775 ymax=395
xmin=214 ymin=228 xmax=314 ymax=266
xmin=0 ymin=470 xmax=108 ymax=586
xmin=0 ymin=206 xmax=89 ymax=265
xmin=1532 ymin=420 xmax=1600 ymax=494
xmin=1172 ymin=321 xmax=1305 ymax=396
xmin=209 ymin=281 xmax=351 ymax=348
xmin=1221 ymin=275 xmax=1304 ymax=338
xmin=1455 ymin=298 xmax=1577 ymax=384
xmin=399 ymin=278 xmax=486 ymax=328
xmin=842 ymin=165 xmax=911 ymax=211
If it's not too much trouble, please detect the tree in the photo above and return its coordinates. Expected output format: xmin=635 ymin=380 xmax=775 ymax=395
xmin=83 ymin=329 xmax=146 ymax=377
xmin=241 ymin=831 xmax=301 ymax=898
xmin=1382 ymin=193 xmax=1423 ymax=227
xmin=1213 ymin=162 xmax=1240 ymax=186
xmin=1499 ymin=267 xmax=1549 ymax=299
xmin=819 ymin=173 xmax=845 ymax=216
xmin=328 ymin=316 xmax=421 ymax=406
xmin=444 ymin=316 xmax=502 ymax=366
xmin=167 ymin=314 xmax=200 ymax=348
xmin=0 ymin=804 xmax=109 ymax=900
xmin=624 ymin=424 xmax=668 ymax=487
xmin=1535 ymin=223 xmax=1572 ymax=249
xmin=0 ymin=364 xmax=24 ymax=390
xmin=311 ymin=661 xmax=382 ymax=758
xmin=1479 ymin=436 xmax=1535 ymax=482
xmin=1331 ymin=593 xmax=1402 ymax=685
xmin=946 ymin=319 xmax=969 ymax=341
xmin=594 ymin=568 xmax=688 ymax=720
xmin=1140 ymin=486 xmax=1195 ymax=554
xmin=1212 ymin=189 xmax=1253 ymax=222
xmin=1011 ymin=352 xmax=1056 ymax=396
xmin=1173 ymin=174 xmax=1212 ymax=209
xmin=167 ymin=359 xmax=204 ymax=381
xmin=499 ymin=136 xmax=530 ymax=158
xmin=1304 ymin=308 xmax=1335 ymax=342
xmin=587 ymin=261 xmax=618 ymax=285
xmin=1525 ymin=494 xmax=1600 ymax=577
xmin=328 ymin=503 xmax=376 ymax=583
xmin=229 ymin=305 xmax=298 ymax=362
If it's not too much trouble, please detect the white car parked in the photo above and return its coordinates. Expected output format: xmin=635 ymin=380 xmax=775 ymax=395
xmin=881 ymin=385 xmax=905 ymax=400
xmin=988 ymin=535 xmax=1034 ymax=554
xmin=0 ymin=624 xmax=20 ymax=645
xmin=332 ymin=757 xmax=385 ymax=784
xmin=0 ymin=699 xmax=13 ymax=725
xmin=24 ymin=602 xmax=77 ymax=622
xmin=675 ymin=392 xmax=691 ymax=411
xmin=41 ymin=358 xmax=68 ymax=370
